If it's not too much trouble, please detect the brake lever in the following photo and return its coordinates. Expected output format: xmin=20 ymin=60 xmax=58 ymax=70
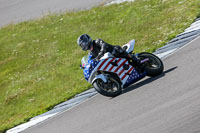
xmin=80 ymin=64 xmax=85 ymax=69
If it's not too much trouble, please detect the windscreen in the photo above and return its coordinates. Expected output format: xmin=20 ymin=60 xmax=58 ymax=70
xmin=81 ymin=55 xmax=89 ymax=67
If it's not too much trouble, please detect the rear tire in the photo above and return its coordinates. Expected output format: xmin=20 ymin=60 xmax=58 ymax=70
xmin=93 ymin=78 xmax=122 ymax=97
xmin=138 ymin=52 xmax=164 ymax=77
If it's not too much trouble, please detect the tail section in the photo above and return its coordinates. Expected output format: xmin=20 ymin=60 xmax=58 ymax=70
xmin=122 ymin=39 xmax=135 ymax=53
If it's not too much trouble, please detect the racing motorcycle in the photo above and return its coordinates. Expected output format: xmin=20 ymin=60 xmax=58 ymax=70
xmin=80 ymin=40 xmax=164 ymax=97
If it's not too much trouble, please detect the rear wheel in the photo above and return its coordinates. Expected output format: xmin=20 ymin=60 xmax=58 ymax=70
xmin=93 ymin=78 xmax=122 ymax=97
xmin=138 ymin=52 xmax=164 ymax=77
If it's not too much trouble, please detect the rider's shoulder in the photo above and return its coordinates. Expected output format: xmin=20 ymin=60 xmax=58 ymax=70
xmin=94 ymin=38 xmax=104 ymax=44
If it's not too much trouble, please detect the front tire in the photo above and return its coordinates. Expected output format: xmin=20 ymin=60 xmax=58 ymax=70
xmin=138 ymin=52 xmax=164 ymax=77
xmin=93 ymin=78 xmax=122 ymax=97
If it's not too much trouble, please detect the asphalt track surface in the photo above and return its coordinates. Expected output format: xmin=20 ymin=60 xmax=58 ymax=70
xmin=0 ymin=0 xmax=113 ymax=27
xmin=22 ymin=37 xmax=200 ymax=133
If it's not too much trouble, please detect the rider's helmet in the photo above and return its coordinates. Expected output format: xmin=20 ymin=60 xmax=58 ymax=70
xmin=77 ymin=34 xmax=92 ymax=51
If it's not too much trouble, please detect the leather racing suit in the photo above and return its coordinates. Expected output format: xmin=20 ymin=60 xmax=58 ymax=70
xmin=90 ymin=39 xmax=129 ymax=60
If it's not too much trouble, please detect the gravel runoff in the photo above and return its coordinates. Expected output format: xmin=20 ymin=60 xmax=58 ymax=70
xmin=6 ymin=7 xmax=200 ymax=133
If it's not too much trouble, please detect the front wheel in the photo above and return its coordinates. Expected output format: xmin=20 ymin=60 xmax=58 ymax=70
xmin=93 ymin=78 xmax=122 ymax=97
xmin=138 ymin=52 xmax=164 ymax=77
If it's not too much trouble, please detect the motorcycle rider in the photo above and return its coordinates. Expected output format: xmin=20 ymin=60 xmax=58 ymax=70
xmin=77 ymin=34 xmax=141 ymax=68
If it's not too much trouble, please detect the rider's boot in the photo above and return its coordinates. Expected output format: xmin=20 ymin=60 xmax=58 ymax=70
xmin=129 ymin=54 xmax=143 ymax=73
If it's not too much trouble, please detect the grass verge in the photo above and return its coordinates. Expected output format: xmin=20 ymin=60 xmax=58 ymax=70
xmin=0 ymin=0 xmax=199 ymax=132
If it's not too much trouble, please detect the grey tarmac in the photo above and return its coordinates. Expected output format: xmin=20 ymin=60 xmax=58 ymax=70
xmin=23 ymin=37 xmax=200 ymax=133
xmin=0 ymin=0 xmax=113 ymax=27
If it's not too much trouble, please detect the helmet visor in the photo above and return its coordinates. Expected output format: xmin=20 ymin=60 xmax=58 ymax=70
xmin=80 ymin=42 xmax=89 ymax=51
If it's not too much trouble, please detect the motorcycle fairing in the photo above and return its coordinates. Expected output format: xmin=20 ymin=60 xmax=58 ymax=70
xmin=83 ymin=54 xmax=99 ymax=81
xmin=123 ymin=69 xmax=146 ymax=88
xmin=83 ymin=54 xmax=146 ymax=88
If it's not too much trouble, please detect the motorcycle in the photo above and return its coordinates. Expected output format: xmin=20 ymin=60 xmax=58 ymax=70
xmin=80 ymin=40 xmax=164 ymax=97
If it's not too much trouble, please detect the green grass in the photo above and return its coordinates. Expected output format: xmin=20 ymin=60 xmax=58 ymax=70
xmin=0 ymin=0 xmax=199 ymax=132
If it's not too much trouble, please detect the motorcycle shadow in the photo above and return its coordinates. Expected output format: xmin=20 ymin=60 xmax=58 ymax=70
xmin=121 ymin=66 xmax=178 ymax=95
